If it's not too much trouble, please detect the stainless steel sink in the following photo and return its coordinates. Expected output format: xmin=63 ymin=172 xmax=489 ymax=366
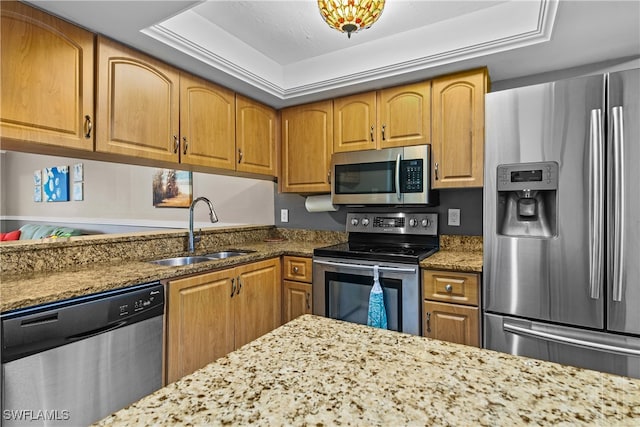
xmin=202 ymin=250 xmax=255 ymax=259
xmin=148 ymin=250 xmax=256 ymax=266
xmin=148 ymin=256 xmax=214 ymax=267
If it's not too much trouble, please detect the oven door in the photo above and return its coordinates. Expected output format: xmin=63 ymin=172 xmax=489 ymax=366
xmin=312 ymin=257 xmax=420 ymax=335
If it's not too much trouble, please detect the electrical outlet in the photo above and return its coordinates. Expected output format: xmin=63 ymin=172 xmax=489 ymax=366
xmin=280 ymin=209 xmax=289 ymax=223
xmin=448 ymin=208 xmax=461 ymax=226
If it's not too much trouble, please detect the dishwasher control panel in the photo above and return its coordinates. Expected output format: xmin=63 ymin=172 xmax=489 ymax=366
xmin=109 ymin=285 xmax=164 ymax=321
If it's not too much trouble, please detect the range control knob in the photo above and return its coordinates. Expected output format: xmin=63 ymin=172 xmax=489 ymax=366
xmin=362 ymin=218 xmax=370 ymax=226
xmin=409 ymin=218 xmax=418 ymax=227
xmin=351 ymin=218 xmax=359 ymax=226
xmin=421 ymin=218 xmax=431 ymax=227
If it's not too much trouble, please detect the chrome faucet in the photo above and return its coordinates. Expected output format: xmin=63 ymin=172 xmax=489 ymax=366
xmin=188 ymin=197 xmax=218 ymax=253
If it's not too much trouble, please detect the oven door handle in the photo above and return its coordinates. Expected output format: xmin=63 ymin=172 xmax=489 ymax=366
xmin=313 ymin=259 xmax=416 ymax=273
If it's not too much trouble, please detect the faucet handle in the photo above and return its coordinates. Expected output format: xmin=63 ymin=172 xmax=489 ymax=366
xmin=194 ymin=228 xmax=202 ymax=245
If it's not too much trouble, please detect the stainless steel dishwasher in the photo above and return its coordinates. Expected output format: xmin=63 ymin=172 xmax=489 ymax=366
xmin=1 ymin=281 xmax=164 ymax=426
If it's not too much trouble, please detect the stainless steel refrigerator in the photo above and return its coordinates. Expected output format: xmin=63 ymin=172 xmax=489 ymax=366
xmin=483 ymin=69 xmax=640 ymax=378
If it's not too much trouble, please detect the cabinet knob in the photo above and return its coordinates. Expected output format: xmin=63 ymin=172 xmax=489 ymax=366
xmin=293 ymin=266 xmax=299 ymax=274
xmin=445 ymin=284 xmax=453 ymax=293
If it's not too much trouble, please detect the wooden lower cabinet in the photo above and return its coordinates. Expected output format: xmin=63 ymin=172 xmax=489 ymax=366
xmin=166 ymin=258 xmax=281 ymax=383
xmin=422 ymin=269 xmax=481 ymax=347
xmin=283 ymin=280 xmax=312 ymax=323
xmin=282 ymin=256 xmax=313 ymax=323
xmin=423 ymin=301 xmax=480 ymax=347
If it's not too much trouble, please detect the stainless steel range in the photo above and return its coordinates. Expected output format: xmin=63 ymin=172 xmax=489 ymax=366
xmin=313 ymin=211 xmax=438 ymax=335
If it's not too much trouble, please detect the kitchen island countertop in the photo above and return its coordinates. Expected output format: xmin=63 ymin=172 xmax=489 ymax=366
xmin=96 ymin=315 xmax=639 ymax=426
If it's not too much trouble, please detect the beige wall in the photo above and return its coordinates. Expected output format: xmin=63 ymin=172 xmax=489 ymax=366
xmin=1 ymin=151 xmax=275 ymax=231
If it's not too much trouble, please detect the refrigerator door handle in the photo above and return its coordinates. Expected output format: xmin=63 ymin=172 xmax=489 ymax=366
xmin=503 ymin=322 xmax=640 ymax=357
xmin=588 ymin=109 xmax=604 ymax=300
xmin=611 ymin=106 xmax=625 ymax=302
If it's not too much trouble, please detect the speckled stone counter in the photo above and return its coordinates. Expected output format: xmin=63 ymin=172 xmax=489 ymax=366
xmin=96 ymin=315 xmax=640 ymax=426
xmin=421 ymin=234 xmax=483 ymax=272
xmin=0 ymin=227 xmax=346 ymax=312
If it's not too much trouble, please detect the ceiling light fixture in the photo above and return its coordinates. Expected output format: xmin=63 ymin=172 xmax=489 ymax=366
xmin=317 ymin=0 xmax=385 ymax=39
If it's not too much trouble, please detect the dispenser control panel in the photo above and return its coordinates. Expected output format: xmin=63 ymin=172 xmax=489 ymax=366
xmin=497 ymin=161 xmax=559 ymax=191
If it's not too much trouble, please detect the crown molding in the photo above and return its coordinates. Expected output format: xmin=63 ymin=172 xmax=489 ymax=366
xmin=143 ymin=0 xmax=558 ymax=101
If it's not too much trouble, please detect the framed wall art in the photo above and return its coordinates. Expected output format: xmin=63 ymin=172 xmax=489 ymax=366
xmin=152 ymin=169 xmax=193 ymax=208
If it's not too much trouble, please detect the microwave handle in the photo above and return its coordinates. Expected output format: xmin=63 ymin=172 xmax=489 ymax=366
xmin=395 ymin=153 xmax=402 ymax=201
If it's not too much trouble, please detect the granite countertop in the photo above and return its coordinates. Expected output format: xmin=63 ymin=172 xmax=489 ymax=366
xmin=0 ymin=239 xmax=322 ymax=313
xmin=421 ymin=234 xmax=483 ymax=273
xmin=97 ymin=315 xmax=640 ymax=426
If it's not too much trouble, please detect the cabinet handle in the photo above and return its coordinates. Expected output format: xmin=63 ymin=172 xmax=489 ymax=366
xmin=434 ymin=162 xmax=439 ymax=181
xmin=182 ymin=137 xmax=188 ymax=155
xmin=238 ymin=148 xmax=243 ymax=163
xmin=381 ymin=124 xmax=386 ymax=141
xmin=306 ymin=292 xmax=311 ymax=310
xmin=230 ymin=278 xmax=236 ymax=298
xmin=173 ymin=135 xmax=179 ymax=153
xmin=327 ymin=170 xmax=331 ymax=184
xmin=426 ymin=312 xmax=431 ymax=333
xmin=445 ymin=284 xmax=453 ymax=293
xmin=370 ymin=125 xmax=374 ymax=142
xmin=236 ymin=277 xmax=242 ymax=295
xmin=84 ymin=115 xmax=92 ymax=139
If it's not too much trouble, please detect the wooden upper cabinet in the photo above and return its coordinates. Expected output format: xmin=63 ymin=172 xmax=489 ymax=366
xmin=378 ymin=81 xmax=431 ymax=149
xmin=0 ymin=1 xmax=94 ymax=151
xmin=281 ymin=100 xmax=333 ymax=193
xmin=235 ymin=95 xmax=276 ymax=176
xmin=432 ymin=68 xmax=488 ymax=188
xmin=96 ymin=36 xmax=180 ymax=162
xmin=333 ymin=92 xmax=377 ymax=152
xmin=180 ymin=74 xmax=235 ymax=170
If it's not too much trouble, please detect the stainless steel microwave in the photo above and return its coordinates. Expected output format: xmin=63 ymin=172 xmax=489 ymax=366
xmin=331 ymin=145 xmax=436 ymax=205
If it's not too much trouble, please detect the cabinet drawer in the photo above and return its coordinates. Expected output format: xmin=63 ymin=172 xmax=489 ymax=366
xmin=283 ymin=256 xmax=312 ymax=283
xmin=422 ymin=270 xmax=479 ymax=306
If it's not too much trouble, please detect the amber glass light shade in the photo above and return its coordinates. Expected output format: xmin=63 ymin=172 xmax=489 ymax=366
xmin=317 ymin=0 xmax=385 ymax=38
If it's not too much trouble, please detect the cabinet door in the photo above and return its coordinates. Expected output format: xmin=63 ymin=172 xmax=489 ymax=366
xmin=180 ymin=74 xmax=235 ymax=170
xmin=166 ymin=269 xmax=235 ymax=384
xmin=1 ymin=1 xmax=94 ymax=151
xmin=281 ymin=101 xmax=333 ymax=193
xmin=96 ymin=36 xmax=180 ymax=162
xmin=234 ymin=258 xmax=282 ymax=348
xmin=432 ymin=68 xmax=487 ymax=188
xmin=333 ymin=92 xmax=377 ymax=152
xmin=235 ymin=95 xmax=276 ymax=176
xmin=283 ymin=280 xmax=312 ymax=323
xmin=423 ymin=300 xmax=480 ymax=347
xmin=378 ymin=82 xmax=431 ymax=149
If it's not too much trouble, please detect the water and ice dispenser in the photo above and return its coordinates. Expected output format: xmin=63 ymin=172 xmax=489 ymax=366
xmin=496 ymin=162 xmax=558 ymax=238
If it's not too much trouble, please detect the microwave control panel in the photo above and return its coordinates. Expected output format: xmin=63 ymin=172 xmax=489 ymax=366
xmin=400 ymin=159 xmax=424 ymax=193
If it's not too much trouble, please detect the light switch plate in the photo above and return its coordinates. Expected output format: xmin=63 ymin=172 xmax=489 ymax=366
xmin=448 ymin=208 xmax=461 ymax=226
xmin=280 ymin=209 xmax=289 ymax=223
